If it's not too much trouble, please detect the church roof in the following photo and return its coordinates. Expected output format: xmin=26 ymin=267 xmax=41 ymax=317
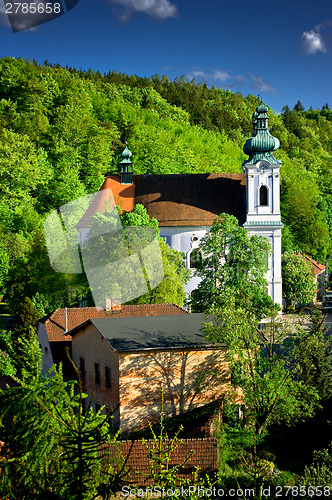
xmin=301 ymin=254 xmax=326 ymax=276
xmin=76 ymin=176 xmax=135 ymax=228
xmin=134 ymin=173 xmax=246 ymax=227
xmin=76 ymin=172 xmax=246 ymax=228
xmin=243 ymin=102 xmax=281 ymax=165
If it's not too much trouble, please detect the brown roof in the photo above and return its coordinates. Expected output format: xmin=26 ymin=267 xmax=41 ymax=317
xmin=134 ymin=173 xmax=246 ymax=226
xmin=116 ymin=438 xmax=218 ymax=486
xmin=76 ymin=175 xmax=135 ymax=228
xmin=77 ymin=173 xmax=246 ymax=229
xmin=40 ymin=304 xmax=188 ymax=343
xmin=302 ymin=254 xmax=326 ymax=276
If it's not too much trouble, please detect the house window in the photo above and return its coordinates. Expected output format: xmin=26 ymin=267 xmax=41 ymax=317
xmin=190 ymin=248 xmax=202 ymax=269
xmin=79 ymin=357 xmax=85 ymax=384
xmin=105 ymin=366 xmax=111 ymax=388
xmin=259 ymin=185 xmax=268 ymax=206
xmin=95 ymin=362 xmax=100 ymax=385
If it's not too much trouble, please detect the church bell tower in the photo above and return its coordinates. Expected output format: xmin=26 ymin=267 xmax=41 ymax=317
xmin=243 ymin=103 xmax=283 ymax=309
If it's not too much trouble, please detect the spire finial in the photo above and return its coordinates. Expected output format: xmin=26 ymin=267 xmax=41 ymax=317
xmin=243 ymin=103 xmax=281 ymax=165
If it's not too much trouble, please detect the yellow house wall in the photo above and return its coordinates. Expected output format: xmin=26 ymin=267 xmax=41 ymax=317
xmin=119 ymin=347 xmax=230 ymax=432
xmin=71 ymin=324 xmax=120 ymax=427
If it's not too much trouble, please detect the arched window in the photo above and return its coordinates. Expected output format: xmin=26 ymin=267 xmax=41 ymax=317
xmin=259 ymin=185 xmax=268 ymax=206
xmin=189 ymin=248 xmax=202 ymax=269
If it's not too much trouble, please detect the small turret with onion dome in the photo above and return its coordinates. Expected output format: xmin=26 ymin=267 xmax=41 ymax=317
xmin=243 ymin=102 xmax=281 ymax=165
xmin=120 ymin=142 xmax=133 ymax=184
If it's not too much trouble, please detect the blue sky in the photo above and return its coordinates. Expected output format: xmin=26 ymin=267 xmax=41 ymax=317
xmin=0 ymin=0 xmax=332 ymax=113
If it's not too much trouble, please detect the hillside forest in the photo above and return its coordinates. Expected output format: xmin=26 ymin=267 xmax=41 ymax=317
xmin=0 ymin=56 xmax=331 ymax=315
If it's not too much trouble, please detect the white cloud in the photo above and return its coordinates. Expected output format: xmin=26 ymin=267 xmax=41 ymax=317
xmin=301 ymin=29 xmax=327 ymax=55
xmin=187 ymin=68 xmax=233 ymax=84
xmin=109 ymin=0 xmax=178 ymax=20
xmin=212 ymin=69 xmax=231 ymax=82
xmin=249 ymin=71 xmax=277 ymax=94
xmin=188 ymin=70 xmax=206 ymax=80
xmin=234 ymin=74 xmax=246 ymax=83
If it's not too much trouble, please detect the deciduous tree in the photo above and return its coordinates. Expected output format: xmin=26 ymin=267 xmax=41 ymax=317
xmin=282 ymin=253 xmax=317 ymax=310
xmin=191 ymin=213 xmax=274 ymax=318
xmin=204 ymin=297 xmax=319 ymax=436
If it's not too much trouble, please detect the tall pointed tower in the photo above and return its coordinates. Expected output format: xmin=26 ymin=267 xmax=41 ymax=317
xmin=120 ymin=142 xmax=133 ymax=184
xmin=243 ymin=103 xmax=283 ymax=309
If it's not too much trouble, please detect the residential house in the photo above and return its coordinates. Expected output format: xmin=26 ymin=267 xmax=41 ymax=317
xmin=68 ymin=313 xmax=230 ymax=433
xmin=37 ymin=302 xmax=187 ymax=378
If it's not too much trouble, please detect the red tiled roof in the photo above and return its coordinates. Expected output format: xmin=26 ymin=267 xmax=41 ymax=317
xmin=302 ymin=254 xmax=326 ymax=276
xmin=40 ymin=304 xmax=188 ymax=343
xmin=115 ymin=438 xmax=218 ymax=486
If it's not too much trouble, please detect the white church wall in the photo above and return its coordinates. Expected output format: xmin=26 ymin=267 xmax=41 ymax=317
xmin=159 ymin=226 xmax=209 ymax=295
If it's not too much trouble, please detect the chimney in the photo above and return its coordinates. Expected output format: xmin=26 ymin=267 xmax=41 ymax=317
xmin=65 ymin=307 xmax=68 ymax=333
xmin=105 ymin=298 xmax=122 ymax=313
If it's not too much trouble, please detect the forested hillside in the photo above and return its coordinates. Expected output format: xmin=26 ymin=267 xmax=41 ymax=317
xmin=0 ymin=57 xmax=331 ymax=314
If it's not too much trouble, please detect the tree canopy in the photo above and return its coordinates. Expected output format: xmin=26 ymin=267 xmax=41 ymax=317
xmin=0 ymin=56 xmax=330 ymax=315
xmin=190 ymin=213 xmax=274 ymax=318
xmin=282 ymin=253 xmax=317 ymax=310
xmin=87 ymin=204 xmax=190 ymax=307
xmin=204 ymin=302 xmax=320 ymax=436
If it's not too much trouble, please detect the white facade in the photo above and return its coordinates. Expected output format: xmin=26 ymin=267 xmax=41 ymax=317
xmin=243 ymin=159 xmax=283 ymax=309
xmin=159 ymin=226 xmax=209 ymax=296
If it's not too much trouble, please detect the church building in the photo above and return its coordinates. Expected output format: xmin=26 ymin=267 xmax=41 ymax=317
xmin=76 ymin=103 xmax=283 ymax=309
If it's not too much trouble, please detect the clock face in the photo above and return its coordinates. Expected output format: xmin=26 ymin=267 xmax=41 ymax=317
xmin=257 ymin=160 xmax=270 ymax=172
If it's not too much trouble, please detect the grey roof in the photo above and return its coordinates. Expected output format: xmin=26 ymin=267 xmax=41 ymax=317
xmin=87 ymin=314 xmax=220 ymax=352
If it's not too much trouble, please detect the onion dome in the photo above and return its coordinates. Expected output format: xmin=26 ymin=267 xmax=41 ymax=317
xmin=243 ymin=103 xmax=281 ymax=165
xmin=119 ymin=142 xmax=133 ymax=184
xmin=120 ymin=142 xmax=133 ymax=165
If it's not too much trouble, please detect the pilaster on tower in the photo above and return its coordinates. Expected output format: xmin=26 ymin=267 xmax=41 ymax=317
xmin=243 ymin=103 xmax=283 ymax=310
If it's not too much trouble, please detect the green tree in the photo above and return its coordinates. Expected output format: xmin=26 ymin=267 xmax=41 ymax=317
xmin=204 ymin=297 xmax=319 ymax=436
xmin=121 ymin=205 xmax=190 ymax=306
xmin=0 ymin=241 xmax=9 ymax=296
xmin=300 ymin=443 xmax=332 ymax=489
xmin=282 ymin=253 xmax=317 ymax=310
xmin=87 ymin=204 xmax=189 ymax=306
xmin=294 ymin=100 xmax=305 ymax=113
xmin=297 ymin=308 xmax=332 ymax=400
xmin=0 ymin=337 xmax=122 ymax=499
xmin=191 ymin=213 xmax=274 ymax=318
